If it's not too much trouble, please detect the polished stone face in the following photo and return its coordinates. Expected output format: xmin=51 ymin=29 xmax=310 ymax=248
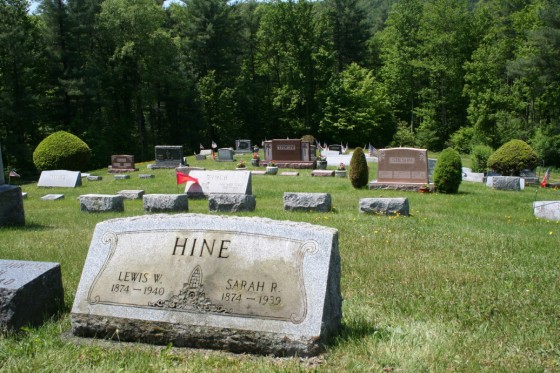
xmin=377 ymin=147 xmax=429 ymax=184
xmin=184 ymin=170 xmax=252 ymax=198
xmin=71 ymin=214 xmax=342 ymax=356
xmin=37 ymin=170 xmax=82 ymax=188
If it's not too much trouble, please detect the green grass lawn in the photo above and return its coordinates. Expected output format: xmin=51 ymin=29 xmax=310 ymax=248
xmin=1 ymin=154 xmax=559 ymax=372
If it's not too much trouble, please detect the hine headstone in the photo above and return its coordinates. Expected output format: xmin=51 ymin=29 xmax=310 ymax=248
xmin=184 ymin=170 xmax=252 ymax=199
xmin=0 ymin=260 xmax=64 ymax=331
xmin=0 ymin=144 xmax=25 ymax=226
xmin=71 ymin=214 xmax=342 ymax=356
xmin=38 ymin=170 xmax=82 ymax=188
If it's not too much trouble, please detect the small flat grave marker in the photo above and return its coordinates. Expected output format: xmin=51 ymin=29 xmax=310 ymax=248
xmin=38 ymin=170 xmax=82 ymax=188
xmin=185 ymin=170 xmax=252 ymax=199
xmin=117 ymin=190 xmax=145 ymax=200
xmin=41 ymin=194 xmax=64 ymax=201
xmin=139 ymin=174 xmax=155 ymax=179
xmin=71 ymin=214 xmax=341 ymax=356
xmin=114 ymin=174 xmax=130 ymax=180
xmin=0 ymin=259 xmax=64 ymax=331
xmin=311 ymin=170 xmax=334 ymax=177
xmin=87 ymin=175 xmax=103 ymax=181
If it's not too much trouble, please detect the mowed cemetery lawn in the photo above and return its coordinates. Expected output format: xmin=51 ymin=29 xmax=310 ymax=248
xmin=1 ymin=154 xmax=559 ymax=372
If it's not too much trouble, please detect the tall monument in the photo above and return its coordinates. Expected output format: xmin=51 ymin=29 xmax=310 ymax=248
xmin=0 ymin=143 xmax=25 ymax=226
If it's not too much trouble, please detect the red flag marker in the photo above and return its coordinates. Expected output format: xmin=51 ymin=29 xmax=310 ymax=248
xmin=176 ymin=171 xmax=199 ymax=185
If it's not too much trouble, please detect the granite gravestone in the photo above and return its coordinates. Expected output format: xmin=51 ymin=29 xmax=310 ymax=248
xmin=108 ymin=155 xmax=138 ymax=173
xmin=263 ymin=140 xmax=314 ymax=168
xmin=534 ymin=201 xmax=560 ymax=221
xmin=235 ymin=140 xmax=252 ymax=153
xmin=217 ymin=148 xmax=234 ymax=162
xmin=151 ymin=146 xmax=184 ymax=169
xmin=369 ymin=148 xmax=429 ymax=190
xmin=71 ymin=214 xmax=342 ymax=356
xmin=0 ymin=144 xmax=25 ymax=226
xmin=184 ymin=170 xmax=252 ymax=199
xmin=37 ymin=170 xmax=82 ymax=188
xmin=0 ymin=260 xmax=63 ymax=331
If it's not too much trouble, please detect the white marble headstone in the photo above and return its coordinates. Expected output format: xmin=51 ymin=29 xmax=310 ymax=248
xmin=184 ymin=170 xmax=252 ymax=198
xmin=38 ymin=170 xmax=82 ymax=188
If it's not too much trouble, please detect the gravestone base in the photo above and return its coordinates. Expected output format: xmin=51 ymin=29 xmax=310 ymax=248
xmin=208 ymin=194 xmax=256 ymax=212
xmin=359 ymin=198 xmax=410 ymax=216
xmin=0 ymin=185 xmax=25 ymax=226
xmin=0 ymin=260 xmax=63 ymax=331
xmin=262 ymin=161 xmax=315 ymax=169
xmin=284 ymin=193 xmax=332 ymax=212
xmin=368 ymin=182 xmax=430 ymax=191
xmin=117 ymin=190 xmax=145 ymax=200
xmin=311 ymin=170 xmax=334 ymax=177
xmin=144 ymin=194 xmax=188 ymax=212
xmin=108 ymin=167 xmax=139 ymax=173
xmin=80 ymin=194 xmax=124 ymax=213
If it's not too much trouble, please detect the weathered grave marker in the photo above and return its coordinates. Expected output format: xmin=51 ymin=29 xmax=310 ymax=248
xmin=184 ymin=170 xmax=252 ymax=199
xmin=0 ymin=260 xmax=63 ymax=331
xmin=41 ymin=194 xmax=65 ymax=200
xmin=217 ymin=148 xmax=234 ymax=162
xmin=71 ymin=214 xmax=342 ymax=356
xmin=284 ymin=193 xmax=332 ymax=212
xmin=534 ymin=201 xmax=560 ymax=221
xmin=38 ymin=170 xmax=82 ymax=188
xmin=80 ymin=194 xmax=124 ymax=213
xmin=235 ymin=139 xmax=252 ymax=153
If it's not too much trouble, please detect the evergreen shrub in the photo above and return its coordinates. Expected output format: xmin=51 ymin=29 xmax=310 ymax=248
xmin=487 ymin=139 xmax=539 ymax=175
xmin=470 ymin=145 xmax=493 ymax=173
xmin=301 ymin=134 xmax=315 ymax=143
xmin=33 ymin=131 xmax=91 ymax=171
xmin=349 ymin=147 xmax=369 ymax=188
xmin=433 ymin=147 xmax=462 ymax=194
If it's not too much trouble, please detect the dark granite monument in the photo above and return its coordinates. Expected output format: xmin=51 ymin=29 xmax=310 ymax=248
xmin=235 ymin=140 xmax=252 ymax=153
xmin=150 ymin=146 xmax=184 ymax=169
xmin=263 ymin=139 xmax=316 ymax=169
xmin=0 ymin=143 xmax=25 ymax=226
xmin=0 ymin=260 xmax=64 ymax=331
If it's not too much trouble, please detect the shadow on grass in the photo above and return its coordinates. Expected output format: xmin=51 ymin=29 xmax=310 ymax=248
xmin=0 ymin=222 xmax=53 ymax=231
xmin=327 ymin=319 xmax=391 ymax=348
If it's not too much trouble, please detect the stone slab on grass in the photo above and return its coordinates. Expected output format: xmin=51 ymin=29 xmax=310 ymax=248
xmin=41 ymin=194 xmax=64 ymax=201
xmin=139 ymin=174 xmax=155 ymax=179
xmin=359 ymin=198 xmax=410 ymax=216
xmin=0 ymin=260 xmax=64 ymax=331
xmin=251 ymin=171 xmax=266 ymax=175
xmin=117 ymin=190 xmax=145 ymax=200
xmin=71 ymin=214 xmax=342 ymax=357
xmin=284 ymin=192 xmax=332 ymax=212
xmin=280 ymin=172 xmax=299 ymax=176
xmin=80 ymin=194 xmax=124 ymax=213
xmin=87 ymin=175 xmax=103 ymax=181
xmin=487 ymin=176 xmax=524 ymax=190
xmin=143 ymin=194 xmax=188 ymax=213
xmin=208 ymin=194 xmax=256 ymax=212
xmin=114 ymin=174 xmax=130 ymax=180
xmin=311 ymin=170 xmax=334 ymax=177
xmin=533 ymin=201 xmax=560 ymax=221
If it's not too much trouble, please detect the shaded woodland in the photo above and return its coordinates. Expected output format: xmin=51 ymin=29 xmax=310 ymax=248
xmin=1 ymin=0 xmax=559 ymax=173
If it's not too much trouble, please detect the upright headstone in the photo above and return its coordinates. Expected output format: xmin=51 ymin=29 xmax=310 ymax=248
xmin=235 ymin=140 xmax=252 ymax=153
xmin=37 ymin=170 xmax=82 ymax=188
xmin=369 ymin=148 xmax=429 ymax=191
xmin=151 ymin=146 xmax=184 ymax=169
xmin=328 ymin=144 xmax=342 ymax=154
xmin=0 ymin=144 xmax=25 ymax=226
xmin=108 ymin=155 xmax=138 ymax=173
xmin=263 ymin=139 xmax=315 ymax=169
xmin=217 ymin=148 xmax=235 ymax=162
xmin=71 ymin=214 xmax=342 ymax=356
xmin=534 ymin=201 xmax=560 ymax=221
xmin=0 ymin=260 xmax=64 ymax=331
xmin=184 ymin=170 xmax=252 ymax=199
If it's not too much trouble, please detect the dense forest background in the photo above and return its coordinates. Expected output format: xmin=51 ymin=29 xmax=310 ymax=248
xmin=1 ymin=0 xmax=559 ymax=173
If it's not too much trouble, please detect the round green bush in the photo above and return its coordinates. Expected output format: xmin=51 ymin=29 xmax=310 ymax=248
xmin=433 ymin=147 xmax=462 ymax=194
xmin=33 ymin=131 xmax=91 ymax=171
xmin=487 ymin=139 xmax=539 ymax=176
xmin=349 ymin=147 xmax=369 ymax=188
xmin=470 ymin=144 xmax=493 ymax=173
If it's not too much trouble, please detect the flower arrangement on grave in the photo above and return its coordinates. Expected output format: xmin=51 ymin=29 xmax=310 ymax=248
xmin=236 ymin=160 xmax=246 ymax=168
xmin=337 ymin=163 xmax=346 ymax=171
xmin=252 ymin=152 xmax=259 ymax=160
xmin=268 ymin=160 xmax=276 ymax=167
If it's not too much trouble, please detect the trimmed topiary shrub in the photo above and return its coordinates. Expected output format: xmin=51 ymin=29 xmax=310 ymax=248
xmin=470 ymin=144 xmax=493 ymax=173
xmin=487 ymin=139 xmax=539 ymax=176
xmin=301 ymin=134 xmax=316 ymax=144
xmin=433 ymin=147 xmax=462 ymax=194
xmin=33 ymin=131 xmax=91 ymax=171
xmin=349 ymin=147 xmax=369 ymax=188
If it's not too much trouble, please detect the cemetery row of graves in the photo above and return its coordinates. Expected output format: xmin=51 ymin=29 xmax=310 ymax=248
xmin=1 ymin=141 xmax=559 ymax=371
